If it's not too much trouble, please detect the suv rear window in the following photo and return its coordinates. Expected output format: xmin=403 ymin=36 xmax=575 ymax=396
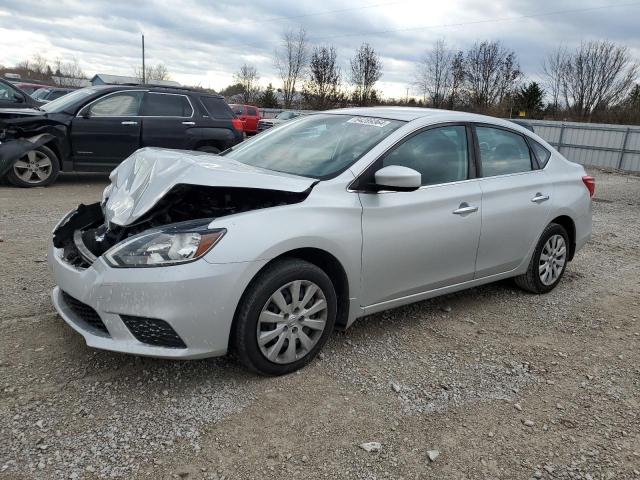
xmin=142 ymin=93 xmax=193 ymax=117
xmin=201 ymin=97 xmax=234 ymax=119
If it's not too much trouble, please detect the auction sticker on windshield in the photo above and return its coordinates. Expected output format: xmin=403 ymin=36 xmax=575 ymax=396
xmin=347 ymin=117 xmax=391 ymax=128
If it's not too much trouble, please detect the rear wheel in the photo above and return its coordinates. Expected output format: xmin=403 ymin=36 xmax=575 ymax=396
xmin=7 ymin=145 xmax=59 ymax=187
xmin=233 ymin=259 xmax=337 ymax=376
xmin=515 ymin=223 xmax=569 ymax=294
xmin=196 ymin=145 xmax=220 ymax=154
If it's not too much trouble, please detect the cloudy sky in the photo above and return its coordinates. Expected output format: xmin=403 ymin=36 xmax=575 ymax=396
xmin=0 ymin=0 xmax=638 ymax=98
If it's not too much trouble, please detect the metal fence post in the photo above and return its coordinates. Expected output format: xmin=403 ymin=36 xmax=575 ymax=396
xmin=617 ymin=128 xmax=631 ymax=170
xmin=557 ymin=124 xmax=565 ymax=154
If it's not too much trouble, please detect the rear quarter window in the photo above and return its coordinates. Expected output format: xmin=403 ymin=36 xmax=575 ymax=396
xmin=247 ymin=107 xmax=258 ymax=116
xmin=530 ymin=139 xmax=552 ymax=168
xmin=202 ymin=97 xmax=235 ymax=119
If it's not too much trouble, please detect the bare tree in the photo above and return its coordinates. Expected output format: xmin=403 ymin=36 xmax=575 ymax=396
xmin=302 ymin=45 xmax=342 ymax=109
xmin=53 ymin=58 xmax=87 ymax=86
xmin=233 ymin=63 xmax=261 ymax=103
xmin=560 ymin=40 xmax=638 ymax=119
xmin=350 ymin=43 xmax=383 ymax=106
xmin=413 ymin=39 xmax=454 ymax=108
xmin=134 ymin=63 xmax=171 ymax=83
xmin=542 ymin=46 xmax=569 ymax=115
xmin=274 ymin=28 xmax=308 ymax=108
xmin=14 ymin=54 xmax=52 ymax=81
xmin=465 ymin=40 xmax=521 ymax=111
xmin=448 ymin=50 xmax=465 ymax=109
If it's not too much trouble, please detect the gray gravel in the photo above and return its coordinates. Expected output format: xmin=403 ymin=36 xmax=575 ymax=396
xmin=1 ymin=169 xmax=639 ymax=479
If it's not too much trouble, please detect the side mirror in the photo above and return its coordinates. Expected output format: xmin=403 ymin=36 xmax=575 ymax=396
xmin=374 ymin=165 xmax=421 ymax=191
xmin=13 ymin=93 xmax=24 ymax=103
xmin=80 ymin=108 xmax=91 ymax=119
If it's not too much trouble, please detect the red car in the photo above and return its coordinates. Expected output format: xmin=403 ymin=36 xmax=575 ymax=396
xmin=229 ymin=104 xmax=260 ymax=135
xmin=13 ymin=82 xmax=53 ymax=95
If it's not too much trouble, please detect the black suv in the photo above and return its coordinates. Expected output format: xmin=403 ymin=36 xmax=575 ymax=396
xmin=0 ymin=78 xmax=44 ymax=110
xmin=0 ymin=84 xmax=243 ymax=187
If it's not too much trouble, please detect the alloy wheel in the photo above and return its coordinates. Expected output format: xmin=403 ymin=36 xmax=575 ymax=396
xmin=539 ymin=234 xmax=567 ymax=286
xmin=13 ymin=150 xmax=53 ymax=185
xmin=256 ymin=280 xmax=328 ymax=364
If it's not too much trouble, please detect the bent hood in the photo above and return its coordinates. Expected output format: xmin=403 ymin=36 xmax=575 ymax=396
xmin=104 ymin=147 xmax=317 ymax=226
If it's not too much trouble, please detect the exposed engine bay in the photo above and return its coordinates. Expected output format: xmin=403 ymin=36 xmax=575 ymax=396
xmin=52 ymin=184 xmax=312 ymax=268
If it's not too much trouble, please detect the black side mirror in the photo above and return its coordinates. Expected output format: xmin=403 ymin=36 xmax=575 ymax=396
xmin=13 ymin=93 xmax=24 ymax=103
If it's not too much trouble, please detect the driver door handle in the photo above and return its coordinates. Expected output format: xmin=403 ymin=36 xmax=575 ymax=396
xmin=121 ymin=121 xmax=138 ymax=125
xmin=452 ymin=203 xmax=479 ymax=215
xmin=531 ymin=193 xmax=550 ymax=203
xmin=182 ymin=121 xmax=196 ymax=125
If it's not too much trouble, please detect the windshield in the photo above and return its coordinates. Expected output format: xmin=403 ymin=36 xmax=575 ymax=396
xmin=41 ymin=87 xmax=97 ymax=113
xmin=222 ymin=113 xmax=404 ymax=179
xmin=276 ymin=111 xmax=296 ymax=120
xmin=32 ymin=88 xmax=50 ymax=100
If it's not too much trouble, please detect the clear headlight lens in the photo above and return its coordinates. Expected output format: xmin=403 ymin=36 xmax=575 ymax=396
xmin=104 ymin=223 xmax=225 ymax=268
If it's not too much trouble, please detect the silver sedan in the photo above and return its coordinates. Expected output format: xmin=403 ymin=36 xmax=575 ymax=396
xmin=49 ymin=108 xmax=593 ymax=375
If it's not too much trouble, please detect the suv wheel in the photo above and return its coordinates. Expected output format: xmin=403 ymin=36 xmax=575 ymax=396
xmin=196 ymin=145 xmax=220 ymax=154
xmin=7 ymin=145 xmax=60 ymax=187
xmin=515 ymin=223 xmax=569 ymax=294
xmin=233 ymin=259 xmax=337 ymax=376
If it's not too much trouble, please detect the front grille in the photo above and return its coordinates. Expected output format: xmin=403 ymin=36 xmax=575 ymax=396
xmin=120 ymin=315 xmax=187 ymax=349
xmin=61 ymin=291 xmax=109 ymax=335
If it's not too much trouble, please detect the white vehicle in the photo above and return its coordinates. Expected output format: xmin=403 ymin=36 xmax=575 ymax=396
xmin=49 ymin=108 xmax=593 ymax=375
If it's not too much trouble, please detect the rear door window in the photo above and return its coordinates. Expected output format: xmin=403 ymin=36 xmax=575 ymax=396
xmin=247 ymin=107 xmax=258 ymax=116
xmin=200 ymin=96 xmax=234 ymax=119
xmin=229 ymin=104 xmax=244 ymax=116
xmin=476 ymin=126 xmax=533 ymax=177
xmin=142 ymin=93 xmax=193 ymax=117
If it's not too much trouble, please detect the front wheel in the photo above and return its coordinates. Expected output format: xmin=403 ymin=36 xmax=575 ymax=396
xmin=515 ymin=223 xmax=569 ymax=294
xmin=233 ymin=259 xmax=337 ymax=376
xmin=6 ymin=145 xmax=60 ymax=187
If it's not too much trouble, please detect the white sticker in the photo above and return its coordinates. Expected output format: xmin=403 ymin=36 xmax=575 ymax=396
xmin=347 ymin=117 xmax=391 ymax=128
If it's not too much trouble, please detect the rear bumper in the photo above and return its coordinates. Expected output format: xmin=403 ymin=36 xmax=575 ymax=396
xmin=48 ymin=241 xmax=268 ymax=359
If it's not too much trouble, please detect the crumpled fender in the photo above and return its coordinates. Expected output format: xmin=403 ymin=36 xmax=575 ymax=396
xmin=0 ymin=132 xmax=56 ymax=177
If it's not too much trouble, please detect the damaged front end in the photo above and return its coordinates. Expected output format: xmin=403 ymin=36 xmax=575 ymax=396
xmin=52 ymin=148 xmax=316 ymax=269
xmin=0 ymin=116 xmax=64 ymax=177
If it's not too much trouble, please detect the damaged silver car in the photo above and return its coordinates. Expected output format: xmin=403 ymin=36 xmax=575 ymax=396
xmin=49 ymin=108 xmax=593 ymax=375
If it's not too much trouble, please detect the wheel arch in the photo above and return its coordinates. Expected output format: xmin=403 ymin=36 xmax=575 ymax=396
xmin=231 ymin=247 xmax=351 ymax=339
xmin=550 ymin=215 xmax=576 ymax=260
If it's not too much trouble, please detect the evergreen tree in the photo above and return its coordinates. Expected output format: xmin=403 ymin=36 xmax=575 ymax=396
xmin=259 ymin=83 xmax=279 ymax=108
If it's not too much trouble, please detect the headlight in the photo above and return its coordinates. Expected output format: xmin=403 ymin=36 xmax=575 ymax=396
xmin=104 ymin=221 xmax=225 ymax=268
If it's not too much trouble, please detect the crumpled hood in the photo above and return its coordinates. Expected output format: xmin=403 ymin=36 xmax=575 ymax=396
xmin=104 ymin=147 xmax=317 ymax=226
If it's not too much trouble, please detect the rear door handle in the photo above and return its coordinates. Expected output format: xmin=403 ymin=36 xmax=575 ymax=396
xmin=452 ymin=203 xmax=479 ymax=215
xmin=531 ymin=193 xmax=550 ymax=203
xmin=121 ymin=121 xmax=138 ymax=125
xmin=182 ymin=121 xmax=195 ymax=125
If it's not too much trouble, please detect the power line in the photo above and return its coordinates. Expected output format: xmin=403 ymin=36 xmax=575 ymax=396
xmin=238 ymin=1 xmax=405 ymax=26
xmin=309 ymin=1 xmax=640 ymax=42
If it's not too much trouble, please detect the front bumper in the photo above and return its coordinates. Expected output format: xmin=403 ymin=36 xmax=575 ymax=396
xmin=48 ymin=242 xmax=267 ymax=359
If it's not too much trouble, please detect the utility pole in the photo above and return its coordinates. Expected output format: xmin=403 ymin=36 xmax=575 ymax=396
xmin=141 ymin=34 xmax=146 ymax=84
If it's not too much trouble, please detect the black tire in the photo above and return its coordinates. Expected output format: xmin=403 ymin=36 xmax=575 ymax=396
xmin=6 ymin=145 xmax=60 ymax=188
xmin=514 ymin=223 xmax=569 ymax=294
xmin=233 ymin=259 xmax=337 ymax=376
xmin=196 ymin=145 xmax=220 ymax=154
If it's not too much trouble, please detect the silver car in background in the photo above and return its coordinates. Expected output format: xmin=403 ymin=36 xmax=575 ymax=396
xmin=49 ymin=107 xmax=593 ymax=375
xmin=256 ymin=110 xmax=301 ymax=132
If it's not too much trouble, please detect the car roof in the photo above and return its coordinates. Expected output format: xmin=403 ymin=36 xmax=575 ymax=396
xmin=326 ymin=106 xmax=532 ymax=131
xmin=91 ymin=84 xmax=224 ymax=98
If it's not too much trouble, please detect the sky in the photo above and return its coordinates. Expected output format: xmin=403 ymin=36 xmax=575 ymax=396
xmin=0 ymin=0 xmax=639 ymax=98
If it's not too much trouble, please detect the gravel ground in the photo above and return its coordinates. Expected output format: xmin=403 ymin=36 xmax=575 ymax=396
xmin=0 ymin=169 xmax=639 ymax=480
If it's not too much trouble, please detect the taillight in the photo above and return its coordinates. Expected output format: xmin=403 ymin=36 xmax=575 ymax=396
xmin=231 ymin=118 xmax=244 ymax=132
xmin=582 ymin=175 xmax=595 ymax=198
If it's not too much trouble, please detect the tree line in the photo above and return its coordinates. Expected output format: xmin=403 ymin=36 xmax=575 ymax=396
xmin=230 ymin=32 xmax=639 ymax=124
xmin=2 ymin=34 xmax=638 ymax=124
